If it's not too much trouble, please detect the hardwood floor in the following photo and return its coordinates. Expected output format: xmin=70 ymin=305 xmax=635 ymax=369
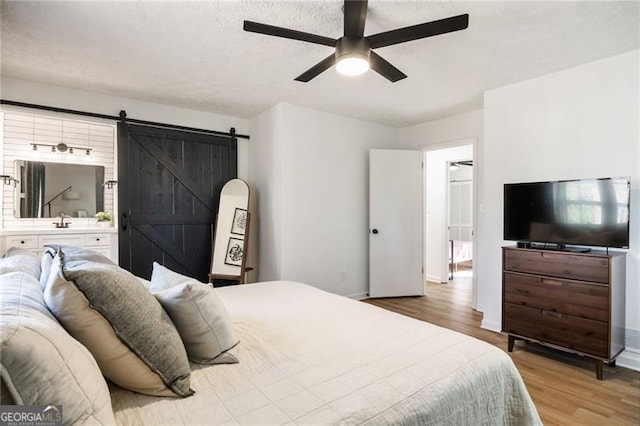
xmin=364 ymin=275 xmax=640 ymax=425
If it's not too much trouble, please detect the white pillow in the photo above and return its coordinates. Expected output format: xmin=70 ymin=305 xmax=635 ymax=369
xmin=0 ymin=247 xmax=41 ymax=280
xmin=150 ymin=262 xmax=239 ymax=364
xmin=0 ymin=271 xmax=115 ymax=424
xmin=43 ymin=251 xmax=193 ymax=397
xmin=40 ymin=249 xmax=55 ymax=289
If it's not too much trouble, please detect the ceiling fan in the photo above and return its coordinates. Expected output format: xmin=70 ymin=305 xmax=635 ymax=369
xmin=243 ymin=0 xmax=468 ymax=82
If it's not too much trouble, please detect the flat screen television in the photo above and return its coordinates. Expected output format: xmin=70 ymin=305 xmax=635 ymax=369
xmin=504 ymin=177 xmax=630 ymax=250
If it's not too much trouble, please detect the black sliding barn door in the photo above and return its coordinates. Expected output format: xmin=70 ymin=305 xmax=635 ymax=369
xmin=118 ymin=124 xmax=236 ymax=282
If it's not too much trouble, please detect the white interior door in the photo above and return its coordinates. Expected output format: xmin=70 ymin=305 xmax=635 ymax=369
xmin=369 ymin=149 xmax=423 ymax=297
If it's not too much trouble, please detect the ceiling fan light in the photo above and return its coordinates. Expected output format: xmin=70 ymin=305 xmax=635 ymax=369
xmin=336 ymin=55 xmax=370 ymax=76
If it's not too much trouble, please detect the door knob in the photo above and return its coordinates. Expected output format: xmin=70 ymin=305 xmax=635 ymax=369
xmin=372 ymin=229 xmax=379 ymax=234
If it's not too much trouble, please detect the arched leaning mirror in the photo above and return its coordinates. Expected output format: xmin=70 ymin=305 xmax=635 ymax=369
xmin=210 ymin=179 xmax=250 ymax=284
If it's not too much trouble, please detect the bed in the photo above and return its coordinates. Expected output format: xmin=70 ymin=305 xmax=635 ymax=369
xmin=1 ymin=246 xmax=539 ymax=425
xmin=110 ymin=281 xmax=541 ymax=425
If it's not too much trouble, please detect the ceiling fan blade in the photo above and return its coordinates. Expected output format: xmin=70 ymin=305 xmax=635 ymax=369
xmin=344 ymin=0 xmax=368 ymax=37
xmin=369 ymin=51 xmax=407 ymax=82
xmin=294 ymin=54 xmax=336 ymax=82
xmin=244 ymin=21 xmax=336 ymax=47
xmin=367 ymin=14 xmax=469 ymax=49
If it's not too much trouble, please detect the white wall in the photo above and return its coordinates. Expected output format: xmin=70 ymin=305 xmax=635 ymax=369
xmin=249 ymin=103 xmax=397 ymax=298
xmin=248 ymin=105 xmax=283 ymax=282
xmin=482 ymin=51 xmax=639 ymax=367
xmin=398 ymin=109 xmax=483 ymax=149
xmin=0 ymin=77 xmax=251 ymax=179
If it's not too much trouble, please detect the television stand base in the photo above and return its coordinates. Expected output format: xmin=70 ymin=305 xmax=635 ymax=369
xmin=517 ymin=242 xmax=591 ymax=253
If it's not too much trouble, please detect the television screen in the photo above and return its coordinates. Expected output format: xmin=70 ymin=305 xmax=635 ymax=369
xmin=504 ymin=177 xmax=630 ymax=249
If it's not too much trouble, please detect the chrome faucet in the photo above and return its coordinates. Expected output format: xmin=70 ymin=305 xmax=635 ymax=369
xmin=54 ymin=212 xmax=70 ymax=229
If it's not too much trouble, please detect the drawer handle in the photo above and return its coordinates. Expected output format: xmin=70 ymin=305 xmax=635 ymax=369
xmin=542 ymin=278 xmax=563 ymax=286
xmin=96 ymin=238 xmax=100 ymax=241
xmin=20 ymin=240 xmax=25 ymax=244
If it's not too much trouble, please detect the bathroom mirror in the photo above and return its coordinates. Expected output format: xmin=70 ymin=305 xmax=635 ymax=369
xmin=14 ymin=160 xmax=105 ymax=218
xmin=210 ymin=179 xmax=250 ymax=284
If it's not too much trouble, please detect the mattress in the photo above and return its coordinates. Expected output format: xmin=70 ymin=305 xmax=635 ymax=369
xmin=110 ymin=281 xmax=541 ymax=425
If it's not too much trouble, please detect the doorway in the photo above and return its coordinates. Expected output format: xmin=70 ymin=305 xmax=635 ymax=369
xmin=423 ymin=140 xmax=477 ymax=308
xmin=448 ymin=160 xmax=473 ymax=280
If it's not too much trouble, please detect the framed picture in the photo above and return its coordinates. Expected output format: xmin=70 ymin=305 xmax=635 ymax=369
xmin=224 ymin=237 xmax=244 ymax=267
xmin=231 ymin=208 xmax=248 ymax=236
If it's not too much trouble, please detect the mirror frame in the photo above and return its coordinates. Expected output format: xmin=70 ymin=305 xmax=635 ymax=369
xmin=210 ymin=179 xmax=250 ymax=282
xmin=13 ymin=160 xmax=106 ymax=219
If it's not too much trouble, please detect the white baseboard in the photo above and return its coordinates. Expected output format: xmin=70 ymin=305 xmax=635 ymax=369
xmin=481 ymin=319 xmax=501 ymax=333
xmin=426 ymin=274 xmax=447 ymax=284
xmin=348 ymin=292 xmax=368 ymax=300
xmin=616 ymin=348 xmax=640 ymax=372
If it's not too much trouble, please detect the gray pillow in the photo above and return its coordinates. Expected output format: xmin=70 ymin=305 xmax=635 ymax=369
xmin=44 ymin=244 xmax=115 ymax=265
xmin=41 ymin=245 xmax=114 ymax=289
xmin=150 ymin=262 xmax=239 ymax=364
xmin=43 ymin=250 xmax=193 ymax=397
xmin=0 ymin=247 xmax=41 ymax=280
xmin=0 ymin=271 xmax=115 ymax=424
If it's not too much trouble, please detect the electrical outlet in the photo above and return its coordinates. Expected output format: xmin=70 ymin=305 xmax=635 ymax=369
xmin=340 ymin=271 xmax=346 ymax=282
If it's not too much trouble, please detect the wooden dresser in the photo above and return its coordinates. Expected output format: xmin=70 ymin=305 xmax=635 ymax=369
xmin=502 ymin=246 xmax=626 ymax=380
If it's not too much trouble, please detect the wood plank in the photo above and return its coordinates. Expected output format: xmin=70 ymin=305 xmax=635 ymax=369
xmin=364 ymin=277 xmax=640 ymax=425
xmin=134 ymin=224 xmax=199 ymax=277
xmin=133 ymin=131 xmax=215 ymax=211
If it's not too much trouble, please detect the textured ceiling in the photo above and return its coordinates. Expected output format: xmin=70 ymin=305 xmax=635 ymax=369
xmin=1 ymin=1 xmax=638 ymax=127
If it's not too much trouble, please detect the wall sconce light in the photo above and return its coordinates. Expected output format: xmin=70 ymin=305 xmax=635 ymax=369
xmin=31 ymin=143 xmax=92 ymax=155
xmin=62 ymin=190 xmax=81 ymax=200
xmin=0 ymin=175 xmax=19 ymax=187
xmin=103 ymin=180 xmax=118 ymax=189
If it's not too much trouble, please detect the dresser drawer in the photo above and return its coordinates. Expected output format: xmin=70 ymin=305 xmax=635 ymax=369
xmin=3 ymin=235 xmax=38 ymax=249
xmin=504 ymin=249 xmax=609 ymax=283
xmin=504 ymin=303 xmax=608 ymax=358
xmin=85 ymin=234 xmax=111 ymax=247
xmin=39 ymin=235 xmax=84 ymax=247
xmin=504 ymin=272 xmax=609 ymax=322
xmin=89 ymin=247 xmax=113 ymax=258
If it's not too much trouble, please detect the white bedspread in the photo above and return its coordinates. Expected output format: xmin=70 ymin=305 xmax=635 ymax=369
xmin=111 ymin=281 xmax=541 ymax=425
